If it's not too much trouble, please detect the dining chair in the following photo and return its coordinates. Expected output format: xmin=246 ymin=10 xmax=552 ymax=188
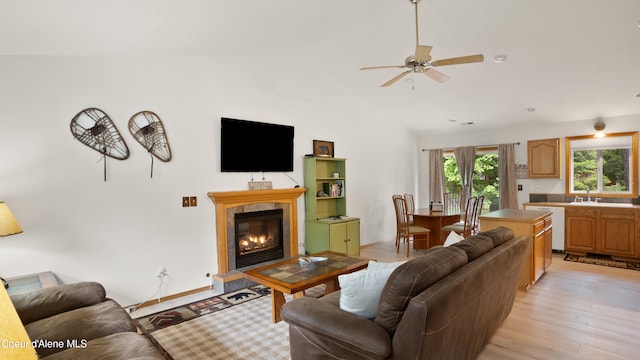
xmin=443 ymin=192 xmax=462 ymax=214
xmin=469 ymin=195 xmax=485 ymax=236
xmin=392 ymin=194 xmax=430 ymax=257
xmin=403 ymin=193 xmax=415 ymax=224
xmin=441 ymin=196 xmax=478 ymax=239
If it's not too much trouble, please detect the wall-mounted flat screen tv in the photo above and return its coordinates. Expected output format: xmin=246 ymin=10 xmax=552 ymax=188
xmin=221 ymin=117 xmax=294 ymax=172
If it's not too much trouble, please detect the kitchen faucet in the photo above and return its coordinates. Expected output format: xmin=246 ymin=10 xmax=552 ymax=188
xmin=586 ymin=188 xmax=591 ymax=202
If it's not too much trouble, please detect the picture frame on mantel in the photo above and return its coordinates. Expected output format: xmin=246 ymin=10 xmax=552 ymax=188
xmin=313 ymin=140 xmax=334 ymax=158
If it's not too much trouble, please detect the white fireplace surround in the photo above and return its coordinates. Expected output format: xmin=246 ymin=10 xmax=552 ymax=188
xmin=207 ymin=188 xmax=306 ymax=274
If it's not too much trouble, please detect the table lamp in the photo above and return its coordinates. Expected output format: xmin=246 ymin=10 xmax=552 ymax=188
xmin=0 ymin=201 xmax=23 ymax=289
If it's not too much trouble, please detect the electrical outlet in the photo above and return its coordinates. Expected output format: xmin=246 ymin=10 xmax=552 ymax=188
xmin=157 ymin=267 xmax=167 ymax=278
xmin=189 ymin=196 xmax=197 ymax=207
xmin=182 ymin=197 xmax=190 ymax=207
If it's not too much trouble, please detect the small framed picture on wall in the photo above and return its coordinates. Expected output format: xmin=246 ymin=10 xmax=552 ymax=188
xmin=313 ymin=140 xmax=334 ymax=158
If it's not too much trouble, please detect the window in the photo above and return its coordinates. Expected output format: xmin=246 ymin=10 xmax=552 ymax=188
xmin=444 ymin=148 xmax=499 ymax=213
xmin=565 ymin=132 xmax=638 ymax=198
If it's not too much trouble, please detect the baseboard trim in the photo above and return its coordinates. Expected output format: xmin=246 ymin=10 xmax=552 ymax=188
xmin=129 ymin=285 xmax=211 ymax=310
xmin=360 ymin=237 xmax=395 ymax=248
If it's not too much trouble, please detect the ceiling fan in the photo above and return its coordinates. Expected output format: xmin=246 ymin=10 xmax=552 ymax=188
xmin=360 ymin=0 xmax=484 ymax=87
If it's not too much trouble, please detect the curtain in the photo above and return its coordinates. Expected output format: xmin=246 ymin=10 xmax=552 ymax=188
xmin=428 ymin=149 xmax=445 ymax=203
xmin=499 ymin=143 xmax=518 ymax=209
xmin=454 ymin=146 xmax=476 ymax=208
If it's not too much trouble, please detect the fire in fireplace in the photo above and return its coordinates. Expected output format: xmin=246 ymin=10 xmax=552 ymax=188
xmin=234 ymin=209 xmax=284 ymax=268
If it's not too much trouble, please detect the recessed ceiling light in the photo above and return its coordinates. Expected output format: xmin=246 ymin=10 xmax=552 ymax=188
xmin=526 ymin=107 xmax=536 ymax=112
xmin=461 ymin=121 xmax=474 ymax=126
xmin=635 ymin=92 xmax=640 ymax=98
xmin=493 ymin=54 xmax=508 ymax=63
xmin=448 ymin=118 xmax=457 ymax=123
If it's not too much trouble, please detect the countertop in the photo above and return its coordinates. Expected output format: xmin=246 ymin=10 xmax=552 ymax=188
xmin=523 ymin=202 xmax=640 ymax=209
xmin=480 ymin=209 xmax=552 ymax=222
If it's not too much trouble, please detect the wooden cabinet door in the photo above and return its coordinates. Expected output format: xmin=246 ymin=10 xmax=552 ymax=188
xmin=528 ymin=138 xmax=560 ymax=178
xmin=328 ymin=222 xmax=347 ymax=254
xmin=345 ymin=220 xmax=360 ymax=255
xmin=328 ymin=220 xmax=360 ymax=256
xmin=565 ymin=208 xmax=597 ymax=252
xmin=533 ymin=224 xmax=545 ymax=283
xmin=599 ymin=211 xmax=635 ymax=257
xmin=544 ymin=226 xmax=553 ymax=269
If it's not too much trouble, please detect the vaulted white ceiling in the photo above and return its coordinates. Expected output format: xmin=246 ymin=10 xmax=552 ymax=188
xmin=2 ymin=0 xmax=640 ymax=134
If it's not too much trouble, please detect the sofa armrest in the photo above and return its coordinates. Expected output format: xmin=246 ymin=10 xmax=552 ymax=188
xmin=10 ymin=282 xmax=107 ymax=325
xmin=281 ymin=297 xmax=391 ymax=360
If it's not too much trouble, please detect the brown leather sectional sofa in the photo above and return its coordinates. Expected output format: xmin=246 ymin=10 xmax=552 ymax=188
xmin=10 ymin=281 xmax=163 ymax=359
xmin=281 ymin=226 xmax=528 ymax=359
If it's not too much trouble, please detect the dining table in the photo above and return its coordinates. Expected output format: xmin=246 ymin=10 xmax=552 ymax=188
xmin=411 ymin=208 xmax=461 ymax=249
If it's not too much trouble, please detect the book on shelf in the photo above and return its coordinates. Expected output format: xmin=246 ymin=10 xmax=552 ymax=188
xmin=335 ymin=180 xmax=344 ymax=196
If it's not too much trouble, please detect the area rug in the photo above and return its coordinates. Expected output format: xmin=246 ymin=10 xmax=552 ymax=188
xmin=134 ymin=285 xmax=291 ymax=360
xmin=564 ymin=253 xmax=640 ymax=271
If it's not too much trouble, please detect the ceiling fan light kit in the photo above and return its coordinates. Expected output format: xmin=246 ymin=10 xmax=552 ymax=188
xmin=360 ymin=0 xmax=484 ymax=87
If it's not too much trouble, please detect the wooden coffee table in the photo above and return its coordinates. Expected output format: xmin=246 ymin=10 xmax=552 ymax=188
xmin=242 ymin=251 xmax=369 ymax=323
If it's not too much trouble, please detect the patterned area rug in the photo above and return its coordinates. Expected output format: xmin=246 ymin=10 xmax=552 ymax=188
xmin=564 ymin=253 xmax=640 ymax=271
xmin=134 ymin=285 xmax=291 ymax=360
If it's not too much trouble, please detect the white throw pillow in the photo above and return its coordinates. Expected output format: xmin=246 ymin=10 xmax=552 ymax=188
xmin=367 ymin=260 xmax=406 ymax=271
xmin=338 ymin=261 xmax=405 ymax=319
xmin=444 ymin=231 xmax=465 ymax=246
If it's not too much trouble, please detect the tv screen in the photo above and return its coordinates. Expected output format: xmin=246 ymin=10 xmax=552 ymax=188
xmin=221 ymin=117 xmax=294 ymax=172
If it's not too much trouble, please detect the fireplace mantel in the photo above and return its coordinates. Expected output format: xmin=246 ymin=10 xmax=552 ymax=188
xmin=207 ymin=188 xmax=306 ymax=274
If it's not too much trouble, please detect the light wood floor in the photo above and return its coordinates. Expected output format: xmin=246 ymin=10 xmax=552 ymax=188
xmin=361 ymin=240 xmax=640 ymax=360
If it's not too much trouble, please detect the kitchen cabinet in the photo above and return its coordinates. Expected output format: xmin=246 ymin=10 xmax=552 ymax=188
xmin=565 ymin=205 xmax=638 ymax=259
xmin=523 ymin=204 xmax=565 ymax=251
xmin=565 ymin=207 xmax=597 ymax=252
xmin=599 ymin=210 xmax=635 ymax=257
xmin=480 ymin=209 xmax=552 ymax=290
xmin=527 ymin=138 xmax=561 ymax=178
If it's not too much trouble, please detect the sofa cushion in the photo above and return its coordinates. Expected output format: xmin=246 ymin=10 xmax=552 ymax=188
xmin=338 ymin=261 xmax=405 ymax=319
xmin=25 ymin=299 xmax=137 ymax=357
xmin=11 ymin=282 xmax=106 ymax=325
xmin=43 ymin=332 xmax=165 ymax=360
xmin=480 ymin=226 xmax=515 ymax=247
xmin=452 ymin=234 xmax=494 ymax=261
xmin=374 ymin=246 xmax=468 ymax=335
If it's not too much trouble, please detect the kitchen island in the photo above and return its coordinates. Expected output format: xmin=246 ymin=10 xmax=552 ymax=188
xmin=480 ymin=209 xmax=552 ymax=290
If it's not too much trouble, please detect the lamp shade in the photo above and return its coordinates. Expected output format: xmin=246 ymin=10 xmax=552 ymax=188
xmin=0 ymin=202 xmax=22 ymax=237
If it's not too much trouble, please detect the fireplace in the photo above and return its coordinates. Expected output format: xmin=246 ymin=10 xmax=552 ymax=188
xmin=207 ymin=188 xmax=306 ymax=275
xmin=234 ymin=209 xmax=284 ymax=268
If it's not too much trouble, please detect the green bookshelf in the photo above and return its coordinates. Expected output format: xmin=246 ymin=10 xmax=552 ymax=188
xmin=304 ymin=157 xmax=360 ymax=255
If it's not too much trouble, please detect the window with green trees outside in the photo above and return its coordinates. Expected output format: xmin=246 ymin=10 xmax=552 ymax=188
xmin=566 ymin=131 xmax=638 ymax=197
xmin=444 ymin=150 xmax=498 ymax=213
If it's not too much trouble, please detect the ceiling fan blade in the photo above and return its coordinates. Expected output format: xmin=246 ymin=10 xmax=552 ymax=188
xmin=414 ymin=45 xmax=432 ymax=63
xmin=431 ymin=54 xmax=484 ymax=67
xmin=424 ymin=68 xmax=450 ymax=83
xmin=381 ymin=70 xmax=412 ymax=87
xmin=360 ymin=65 xmax=406 ymax=70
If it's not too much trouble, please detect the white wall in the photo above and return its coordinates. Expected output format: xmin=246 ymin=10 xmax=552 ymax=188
xmin=0 ymin=55 xmax=416 ymax=305
xmin=418 ymin=114 xmax=640 ymax=208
